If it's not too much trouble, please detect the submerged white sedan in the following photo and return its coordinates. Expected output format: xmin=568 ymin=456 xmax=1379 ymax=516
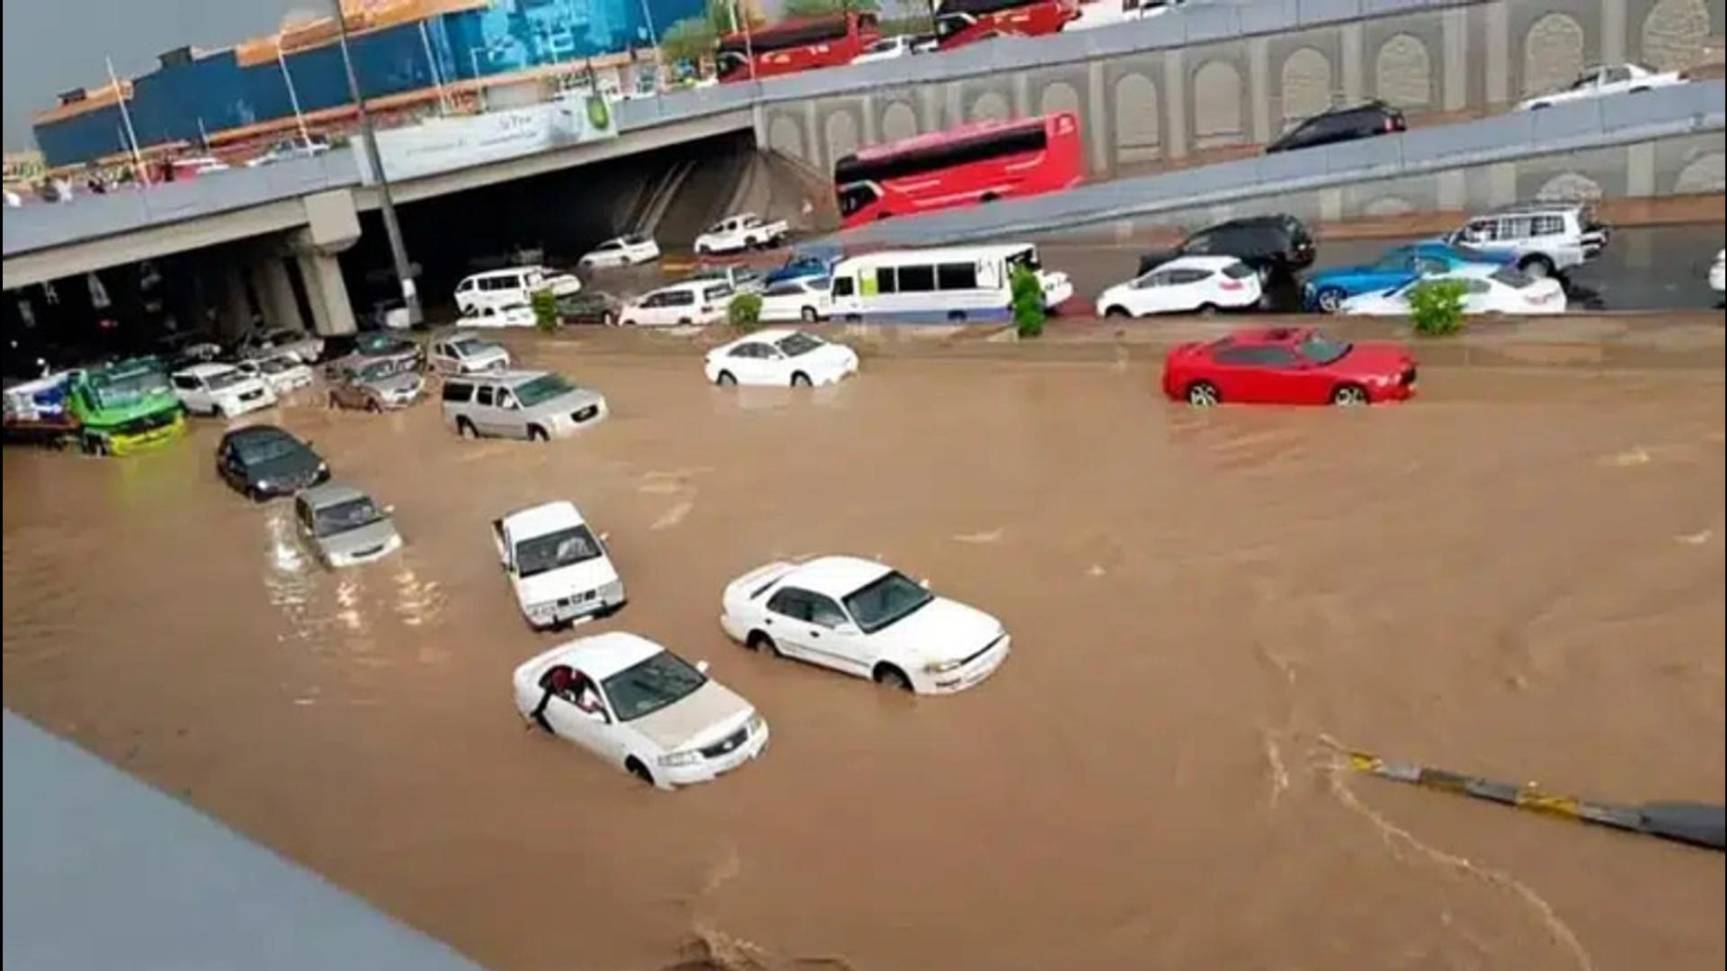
xmin=719 ymin=555 xmax=1011 ymax=694
xmin=513 ymin=632 xmax=768 ymax=789
xmin=704 ymin=329 xmax=859 ymax=387
xmin=1342 ymin=266 xmax=1566 ymax=316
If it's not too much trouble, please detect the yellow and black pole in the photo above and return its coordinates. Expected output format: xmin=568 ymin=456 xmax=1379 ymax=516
xmin=1344 ymin=750 xmax=1724 ymax=852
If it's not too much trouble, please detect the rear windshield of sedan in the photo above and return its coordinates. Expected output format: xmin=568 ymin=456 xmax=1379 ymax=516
xmin=1220 ymin=261 xmax=1256 ymax=280
xmin=1296 ymin=332 xmax=1352 ymax=365
xmin=603 ymin=651 xmax=707 ymax=722
xmin=775 ymin=333 xmax=823 ymax=357
xmin=513 ymin=373 xmax=576 ymax=408
xmin=235 ymin=432 xmax=301 ymax=465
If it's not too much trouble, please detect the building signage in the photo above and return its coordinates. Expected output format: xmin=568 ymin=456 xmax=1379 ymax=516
xmin=356 ymin=94 xmax=618 ymax=185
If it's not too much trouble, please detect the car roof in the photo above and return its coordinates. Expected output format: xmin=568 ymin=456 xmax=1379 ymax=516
xmin=222 ymin=423 xmax=295 ymax=444
xmin=837 ymin=243 xmax=1035 ymax=267
xmin=521 ymin=632 xmax=666 ymax=681
xmin=503 ymin=500 xmax=587 ymax=535
xmin=1153 ymin=255 xmax=1243 ymax=272
xmin=299 ymin=482 xmax=370 ymax=509
xmin=448 ymin=369 xmax=547 ymax=387
xmin=177 ymin=362 xmax=235 ymax=377
xmin=1219 ymin=326 xmax=1317 ymax=346
xmin=787 ymin=555 xmax=893 ymax=596
xmin=465 ymin=266 xmax=546 ymax=279
xmin=1197 ymin=214 xmax=1300 ymax=232
xmin=1479 ymin=201 xmax=1586 ymax=215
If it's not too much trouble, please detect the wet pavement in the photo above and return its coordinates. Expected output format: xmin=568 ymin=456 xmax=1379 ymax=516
xmin=3 ymin=348 xmax=1724 ymax=971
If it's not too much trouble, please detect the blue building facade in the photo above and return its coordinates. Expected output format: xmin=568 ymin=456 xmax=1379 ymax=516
xmin=33 ymin=0 xmax=702 ymax=167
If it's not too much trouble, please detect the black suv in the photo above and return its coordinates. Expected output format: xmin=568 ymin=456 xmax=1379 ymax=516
xmin=1137 ymin=215 xmax=1316 ymax=282
xmin=1265 ymin=101 xmax=1406 ymax=155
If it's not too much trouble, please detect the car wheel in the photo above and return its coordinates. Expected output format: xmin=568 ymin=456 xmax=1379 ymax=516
xmin=791 ymin=371 xmax=812 ymax=388
xmin=1196 ymin=303 xmax=1219 ymax=317
xmin=1331 ymin=383 xmax=1370 ymax=406
xmin=456 ymin=417 xmax=479 ymax=439
xmin=1104 ymin=305 xmax=1132 ymax=319
xmin=1519 ymin=255 xmax=1555 ymax=279
xmin=1315 ymin=287 xmax=1347 ymax=314
xmin=366 ymin=398 xmax=383 ymax=414
xmin=747 ymin=631 xmax=780 ymax=657
xmin=716 ymin=370 xmax=737 ymax=386
xmin=601 ymin=310 xmax=616 ymax=326
xmin=326 ymin=391 xmax=340 ymax=409
xmin=1186 ymin=381 xmax=1221 ymax=407
xmin=625 ymin=757 xmax=655 ymax=786
xmin=873 ymin=664 xmax=914 ymax=693
xmin=527 ymin=424 xmax=549 ymax=442
xmin=946 ymin=310 xmax=968 ymax=323
xmin=800 ymin=306 xmax=818 ymax=323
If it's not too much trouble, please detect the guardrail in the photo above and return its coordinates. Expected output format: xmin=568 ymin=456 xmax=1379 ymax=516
xmin=821 ymin=80 xmax=1727 ymax=248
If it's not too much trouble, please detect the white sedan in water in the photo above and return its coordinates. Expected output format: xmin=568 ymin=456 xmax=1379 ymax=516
xmin=704 ymin=329 xmax=859 ymax=387
xmin=578 ymin=234 xmax=662 ymax=270
xmin=512 ymin=632 xmax=768 ymax=789
xmin=1343 ymin=265 xmax=1567 ymax=316
xmin=719 ymin=555 xmax=1011 ymax=694
xmin=1095 ymin=256 xmax=1263 ymax=317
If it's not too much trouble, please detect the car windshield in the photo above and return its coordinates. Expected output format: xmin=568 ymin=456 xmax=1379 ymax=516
xmin=449 ymin=338 xmax=489 ymax=357
xmin=88 ymin=368 xmax=170 ymax=408
xmin=314 ymin=497 xmax=384 ymax=538
xmin=259 ymin=357 xmax=296 ymax=374
xmin=514 ymin=373 xmax=576 ymax=408
xmin=206 ymin=369 xmax=247 ymax=390
xmin=235 ymin=432 xmax=302 ymax=465
xmin=775 ymin=333 xmax=823 ymax=357
xmin=1489 ymin=267 xmax=1537 ymax=288
xmin=602 ymin=651 xmax=707 ymax=723
xmin=1005 ymin=248 xmax=1042 ymax=273
xmin=357 ymin=361 xmax=402 ymax=383
xmin=515 ymin=524 xmax=603 ymax=578
xmin=1296 ymin=332 xmax=1352 ymax=365
xmin=843 ymin=570 xmax=935 ymax=634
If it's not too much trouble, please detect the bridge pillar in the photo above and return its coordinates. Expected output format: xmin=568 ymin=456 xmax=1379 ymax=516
xmin=254 ymin=253 xmax=304 ymax=335
xmin=219 ymin=260 xmax=255 ymax=340
xmin=289 ymin=190 xmax=363 ymax=338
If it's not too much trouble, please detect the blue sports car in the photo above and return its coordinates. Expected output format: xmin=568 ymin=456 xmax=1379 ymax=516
xmin=764 ymin=244 xmax=843 ymax=287
xmin=1303 ymin=242 xmax=1511 ymax=313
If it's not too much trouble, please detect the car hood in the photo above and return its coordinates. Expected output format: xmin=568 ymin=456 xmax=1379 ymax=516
xmin=521 ymin=388 xmax=605 ymax=419
xmin=627 ymin=681 xmax=754 ymax=752
xmin=250 ymin=450 xmax=323 ymax=488
xmin=1341 ymin=290 xmax=1407 ymax=314
xmin=514 ymin=555 xmax=619 ymax=609
xmin=1336 ymin=342 xmax=1414 ymax=374
xmin=361 ymin=372 xmax=424 ymax=395
xmin=215 ymin=377 xmax=271 ymax=399
xmin=318 ymin=518 xmax=401 ymax=558
xmin=871 ymin=595 xmax=1003 ymax=664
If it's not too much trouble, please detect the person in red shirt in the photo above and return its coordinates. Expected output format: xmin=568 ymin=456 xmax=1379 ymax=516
xmin=530 ymin=664 xmax=575 ymax=733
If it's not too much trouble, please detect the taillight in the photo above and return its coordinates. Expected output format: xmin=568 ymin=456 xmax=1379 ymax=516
xmin=1220 ymin=280 xmax=1243 ymax=291
xmin=1384 ymin=118 xmax=1394 ymax=132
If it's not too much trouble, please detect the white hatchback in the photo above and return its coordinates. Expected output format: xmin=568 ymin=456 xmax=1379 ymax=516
xmin=1095 ymin=256 xmax=1262 ymax=317
xmin=704 ymin=329 xmax=859 ymax=387
xmin=429 ymin=334 xmax=512 ymax=375
xmin=171 ymin=362 xmax=278 ymax=418
xmin=513 ymin=633 xmax=768 ymax=789
xmin=1344 ymin=266 xmax=1567 ymax=316
xmin=578 ymin=234 xmax=662 ymax=269
xmin=236 ymin=353 xmax=314 ymax=396
xmin=719 ymin=555 xmax=1011 ymax=694
xmin=758 ymin=277 xmax=833 ymax=322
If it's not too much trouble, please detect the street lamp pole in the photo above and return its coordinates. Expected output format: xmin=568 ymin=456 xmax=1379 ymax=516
xmin=330 ymin=0 xmax=422 ymax=328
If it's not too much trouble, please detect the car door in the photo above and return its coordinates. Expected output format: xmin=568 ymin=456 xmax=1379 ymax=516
xmin=1168 ymin=268 xmax=1215 ymax=311
xmin=470 ymin=384 xmax=503 ymax=434
xmin=542 ymin=671 xmax=625 ymax=763
xmin=492 ymin=388 xmax=528 ymax=438
xmin=172 ymin=373 xmax=207 ymax=412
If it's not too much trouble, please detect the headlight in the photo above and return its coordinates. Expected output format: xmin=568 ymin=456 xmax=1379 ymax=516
xmin=659 ymin=749 xmax=703 ymax=767
xmin=256 ymin=478 xmax=273 ymax=491
xmin=527 ymin=602 xmax=556 ymax=623
xmin=924 ymin=658 xmax=964 ymax=674
xmin=747 ymin=713 xmax=766 ymax=736
xmin=316 ymin=461 xmax=328 ymax=473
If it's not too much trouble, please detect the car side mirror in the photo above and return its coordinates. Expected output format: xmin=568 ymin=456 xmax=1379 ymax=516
xmin=383 ymin=504 xmax=396 ymax=515
xmin=919 ymin=578 xmax=931 ymax=589
xmin=696 ymin=660 xmax=711 ymax=674
xmin=598 ymin=532 xmax=610 ymax=543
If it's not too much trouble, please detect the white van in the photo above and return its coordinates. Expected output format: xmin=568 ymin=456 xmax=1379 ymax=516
xmin=454 ymin=266 xmax=582 ymax=316
xmin=828 ymin=244 xmax=1073 ymax=323
xmin=618 ymin=280 xmax=734 ymax=327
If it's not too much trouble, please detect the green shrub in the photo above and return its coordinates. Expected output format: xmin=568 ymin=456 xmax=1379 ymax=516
xmin=728 ymin=292 xmax=763 ymax=328
xmin=530 ymin=288 xmax=559 ymax=333
xmin=1407 ymin=279 xmax=1467 ymax=336
xmin=1010 ymin=266 xmax=1047 ymax=338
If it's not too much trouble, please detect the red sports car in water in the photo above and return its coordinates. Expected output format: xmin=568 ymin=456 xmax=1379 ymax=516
xmin=1162 ymin=327 xmax=1417 ymax=406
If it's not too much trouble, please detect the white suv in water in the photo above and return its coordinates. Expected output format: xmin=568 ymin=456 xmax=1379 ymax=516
xmin=1444 ymin=203 xmax=1609 ymax=278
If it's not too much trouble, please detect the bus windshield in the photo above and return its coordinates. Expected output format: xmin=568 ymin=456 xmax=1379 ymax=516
xmin=88 ymin=367 xmax=170 ymax=410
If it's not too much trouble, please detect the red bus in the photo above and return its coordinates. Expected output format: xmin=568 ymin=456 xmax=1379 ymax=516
xmin=932 ymin=0 xmax=1079 ymax=50
xmin=716 ymin=13 xmax=882 ymax=83
xmin=833 ymin=112 xmax=1084 ymax=228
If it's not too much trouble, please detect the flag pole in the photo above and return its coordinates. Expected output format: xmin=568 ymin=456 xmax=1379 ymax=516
xmin=105 ymin=57 xmax=150 ymax=186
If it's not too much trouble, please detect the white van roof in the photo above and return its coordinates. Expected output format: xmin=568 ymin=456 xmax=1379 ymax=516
xmin=836 ymin=244 xmax=1035 ymax=268
xmin=464 ymin=265 xmax=547 ymax=280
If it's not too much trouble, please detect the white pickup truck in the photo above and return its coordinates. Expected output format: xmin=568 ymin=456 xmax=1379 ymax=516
xmin=694 ymin=213 xmax=790 ymax=255
xmin=492 ymin=501 xmax=626 ymax=630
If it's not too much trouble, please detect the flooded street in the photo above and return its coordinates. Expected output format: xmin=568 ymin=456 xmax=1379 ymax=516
xmin=4 ymin=346 xmax=1723 ymax=971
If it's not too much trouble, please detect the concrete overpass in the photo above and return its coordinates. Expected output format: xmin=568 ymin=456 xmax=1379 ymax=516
xmin=4 ymin=0 xmax=1721 ymax=334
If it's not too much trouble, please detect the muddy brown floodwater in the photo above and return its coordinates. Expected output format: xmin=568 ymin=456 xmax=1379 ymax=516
xmin=4 ymin=345 xmax=1724 ymax=971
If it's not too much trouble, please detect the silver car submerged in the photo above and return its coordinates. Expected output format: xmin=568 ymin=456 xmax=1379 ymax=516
xmin=440 ymin=370 xmax=608 ymax=441
xmin=327 ymin=357 xmax=425 ymax=411
xmin=294 ymin=483 xmax=403 ymax=568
